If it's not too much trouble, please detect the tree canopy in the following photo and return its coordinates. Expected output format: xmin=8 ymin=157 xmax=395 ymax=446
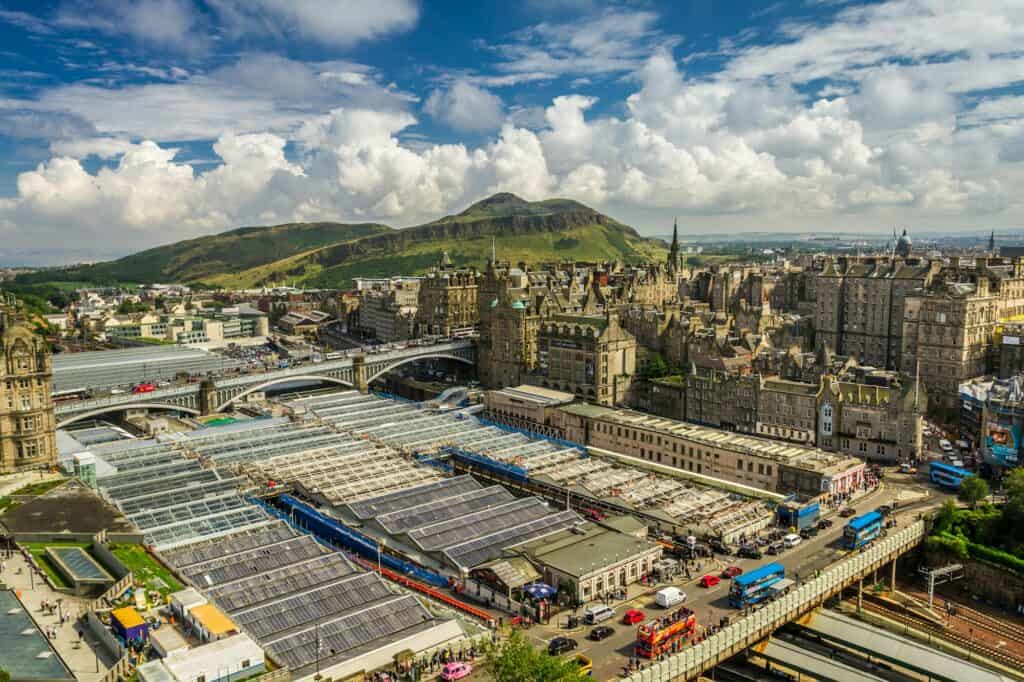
xmin=958 ymin=475 xmax=989 ymax=508
xmin=482 ymin=630 xmax=589 ymax=682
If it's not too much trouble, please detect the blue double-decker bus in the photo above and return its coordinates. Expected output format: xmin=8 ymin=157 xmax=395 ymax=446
xmin=728 ymin=562 xmax=785 ymax=608
xmin=929 ymin=461 xmax=972 ymax=490
xmin=843 ymin=511 xmax=883 ymax=550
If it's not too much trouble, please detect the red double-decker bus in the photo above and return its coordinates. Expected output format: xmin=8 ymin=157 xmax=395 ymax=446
xmin=635 ymin=606 xmax=697 ymax=658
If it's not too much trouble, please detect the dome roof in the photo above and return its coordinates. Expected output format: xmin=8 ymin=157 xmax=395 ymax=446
xmin=895 ymin=229 xmax=912 ymax=257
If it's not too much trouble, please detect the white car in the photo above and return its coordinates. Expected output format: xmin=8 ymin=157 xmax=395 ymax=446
xmin=939 ymin=439 xmax=953 ymax=452
xmin=783 ymin=533 xmax=802 ymax=548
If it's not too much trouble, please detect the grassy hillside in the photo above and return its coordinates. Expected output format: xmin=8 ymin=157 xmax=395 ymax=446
xmin=16 ymin=222 xmax=389 ymax=285
xmin=204 ymin=193 xmax=667 ymax=288
xmin=15 ymin=194 xmax=666 ymax=290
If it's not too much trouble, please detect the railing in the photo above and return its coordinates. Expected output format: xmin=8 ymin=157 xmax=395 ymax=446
xmin=56 ymin=385 xmax=196 ymax=414
xmin=89 ymin=572 xmax=134 ymax=612
xmin=623 ymin=520 xmax=926 ymax=681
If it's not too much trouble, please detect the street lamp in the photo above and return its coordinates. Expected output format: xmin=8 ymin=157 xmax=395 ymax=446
xmin=377 ymin=539 xmax=386 ymax=575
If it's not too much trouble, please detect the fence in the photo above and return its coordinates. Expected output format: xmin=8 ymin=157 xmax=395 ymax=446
xmin=89 ymin=572 xmax=134 ymax=613
xmin=84 ymin=609 xmax=124 ymax=660
xmin=624 ymin=520 xmax=926 ymax=681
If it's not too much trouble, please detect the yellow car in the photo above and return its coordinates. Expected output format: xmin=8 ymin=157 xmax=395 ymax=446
xmin=574 ymin=653 xmax=593 ymax=676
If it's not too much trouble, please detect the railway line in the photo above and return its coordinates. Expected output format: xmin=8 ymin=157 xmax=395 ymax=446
xmin=899 ymin=586 xmax=1024 ymax=647
xmin=857 ymin=594 xmax=1024 ymax=672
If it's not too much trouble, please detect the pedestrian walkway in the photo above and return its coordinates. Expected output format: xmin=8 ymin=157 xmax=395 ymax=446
xmin=1 ymin=550 xmax=112 ymax=682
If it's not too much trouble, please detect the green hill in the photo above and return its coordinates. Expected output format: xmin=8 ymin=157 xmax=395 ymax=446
xmin=16 ymin=194 xmax=666 ymax=290
xmin=16 ymin=221 xmax=390 ymax=286
xmin=205 ymin=193 xmax=667 ymax=288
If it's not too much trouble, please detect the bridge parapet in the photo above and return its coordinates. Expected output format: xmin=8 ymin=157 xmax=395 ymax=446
xmin=626 ymin=520 xmax=926 ymax=681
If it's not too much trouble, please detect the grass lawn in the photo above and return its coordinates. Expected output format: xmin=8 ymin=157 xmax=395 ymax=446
xmin=21 ymin=541 xmax=91 ymax=589
xmin=0 ymin=496 xmax=19 ymax=514
xmin=10 ymin=478 xmax=67 ymax=496
xmin=109 ymin=544 xmax=183 ymax=597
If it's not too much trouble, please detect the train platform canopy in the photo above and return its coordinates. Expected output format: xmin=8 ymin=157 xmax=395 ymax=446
xmin=0 ymin=591 xmax=75 ymax=682
xmin=51 ymin=345 xmax=243 ymax=392
xmin=752 ymin=636 xmax=887 ymax=682
xmin=796 ymin=609 xmax=1011 ymax=682
xmin=0 ymin=479 xmax=136 ymax=536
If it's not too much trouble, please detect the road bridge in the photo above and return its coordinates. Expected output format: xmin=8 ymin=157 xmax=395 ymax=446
xmin=623 ymin=520 xmax=927 ymax=682
xmin=55 ymin=340 xmax=475 ymax=428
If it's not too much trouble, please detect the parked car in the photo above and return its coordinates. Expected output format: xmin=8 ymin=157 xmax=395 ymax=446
xmin=440 ymin=662 xmax=473 ymax=680
xmin=548 ymin=637 xmax=578 ymax=655
xmin=799 ymin=526 xmax=818 ymax=540
xmin=721 ymin=566 xmax=743 ymax=579
xmin=588 ymin=626 xmax=615 ymax=641
xmin=817 ymin=519 xmax=834 ymax=530
xmin=622 ymin=609 xmax=645 ymax=625
xmin=737 ymin=544 xmax=762 ymax=560
xmin=699 ymin=574 xmax=721 ymax=588
xmin=709 ymin=538 xmax=731 ymax=555
xmin=767 ymin=542 xmax=785 ymax=555
xmin=839 ymin=507 xmax=857 ymax=518
xmin=783 ymin=533 xmax=802 ymax=548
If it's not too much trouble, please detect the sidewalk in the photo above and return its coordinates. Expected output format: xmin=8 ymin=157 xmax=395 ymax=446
xmin=1 ymin=550 xmax=112 ymax=682
xmin=0 ymin=470 xmax=63 ymax=496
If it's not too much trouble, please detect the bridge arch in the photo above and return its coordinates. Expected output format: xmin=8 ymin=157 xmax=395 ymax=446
xmin=215 ymin=374 xmax=354 ymax=412
xmin=365 ymin=353 xmax=475 ymax=384
xmin=57 ymin=403 xmax=202 ymax=429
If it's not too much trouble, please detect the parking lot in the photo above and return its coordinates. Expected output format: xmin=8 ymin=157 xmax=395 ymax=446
xmin=513 ymin=477 xmax=948 ymax=680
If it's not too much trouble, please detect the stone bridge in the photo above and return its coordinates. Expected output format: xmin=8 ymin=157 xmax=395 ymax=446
xmin=55 ymin=340 xmax=476 ymax=428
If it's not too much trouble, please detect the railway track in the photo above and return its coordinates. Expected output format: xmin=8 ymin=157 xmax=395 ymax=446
xmin=857 ymin=596 xmax=1024 ymax=671
xmin=900 ymin=589 xmax=1024 ymax=647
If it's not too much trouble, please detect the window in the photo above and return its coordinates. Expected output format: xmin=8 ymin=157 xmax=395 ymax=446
xmin=737 ymin=458 xmax=743 ymax=469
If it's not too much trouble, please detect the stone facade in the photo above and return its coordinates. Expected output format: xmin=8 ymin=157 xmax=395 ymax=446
xmin=0 ymin=307 xmax=57 ymax=474
xmin=414 ymin=253 xmax=479 ymax=337
xmin=532 ymin=312 xmax=636 ymax=405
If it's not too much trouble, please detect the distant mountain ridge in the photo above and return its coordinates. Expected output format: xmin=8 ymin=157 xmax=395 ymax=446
xmin=17 ymin=194 xmax=667 ymax=289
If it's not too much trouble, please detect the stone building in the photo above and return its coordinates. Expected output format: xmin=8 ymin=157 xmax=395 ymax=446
xmin=477 ymin=261 xmax=544 ymax=389
xmin=756 ymin=378 xmax=819 ymax=445
xmin=415 ymin=252 xmax=479 ymax=337
xmin=356 ymin=280 xmax=420 ymax=342
xmin=0 ymin=306 xmax=57 ymax=474
xmin=532 ymin=312 xmax=636 ymax=406
xmin=815 ymin=254 xmax=937 ymax=370
xmin=902 ymin=259 xmax=1024 ymax=413
xmin=817 ymin=368 xmax=924 ymax=464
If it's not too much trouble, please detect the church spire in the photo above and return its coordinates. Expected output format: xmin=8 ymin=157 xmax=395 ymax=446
xmin=668 ymin=217 xmax=681 ymax=272
xmin=990 ymin=230 xmax=996 ymax=255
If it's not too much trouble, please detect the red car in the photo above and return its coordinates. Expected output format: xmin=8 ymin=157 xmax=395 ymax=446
xmin=132 ymin=382 xmax=156 ymax=394
xmin=622 ymin=609 xmax=645 ymax=625
xmin=721 ymin=566 xmax=743 ymax=579
xmin=699 ymin=574 xmax=721 ymax=588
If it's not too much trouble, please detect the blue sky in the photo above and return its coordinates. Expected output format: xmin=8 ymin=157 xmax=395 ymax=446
xmin=1 ymin=0 xmax=1023 ymax=264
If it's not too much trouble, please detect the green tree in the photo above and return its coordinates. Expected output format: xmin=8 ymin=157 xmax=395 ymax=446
xmin=483 ymin=630 xmax=588 ymax=682
xmin=1005 ymin=467 xmax=1024 ymax=504
xmin=958 ymin=475 xmax=990 ymax=508
xmin=933 ymin=499 xmax=958 ymax=534
xmin=0 ymin=666 xmax=10 ymax=682
xmin=643 ymin=352 xmax=669 ymax=379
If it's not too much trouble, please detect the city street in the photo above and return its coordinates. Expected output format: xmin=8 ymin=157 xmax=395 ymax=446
xmin=518 ymin=475 xmax=948 ymax=680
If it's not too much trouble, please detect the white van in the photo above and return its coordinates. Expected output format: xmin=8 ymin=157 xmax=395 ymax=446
xmin=583 ymin=604 xmax=616 ymax=624
xmin=783 ymin=533 xmax=802 ymax=549
xmin=655 ymin=587 xmax=686 ymax=608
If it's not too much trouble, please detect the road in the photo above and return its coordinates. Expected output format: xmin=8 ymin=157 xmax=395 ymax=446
xmin=520 ymin=474 xmax=949 ymax=681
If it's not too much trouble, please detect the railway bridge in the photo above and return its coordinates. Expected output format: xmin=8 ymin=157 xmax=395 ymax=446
xmin=55 ymin=340 xmax=476 ymax=428
xmin=624 ymin=520 xmax=927 ymax=682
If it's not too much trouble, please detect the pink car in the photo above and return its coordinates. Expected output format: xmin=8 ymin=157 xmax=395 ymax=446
xmin=440 ymin=661 xmax=472 ymax=680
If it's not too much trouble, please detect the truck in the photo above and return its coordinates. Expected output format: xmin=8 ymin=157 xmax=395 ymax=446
xmin=655 ymin=587 xmax=686 ymax=608
xmin=777 ymin=501 xmax=820 ymax=530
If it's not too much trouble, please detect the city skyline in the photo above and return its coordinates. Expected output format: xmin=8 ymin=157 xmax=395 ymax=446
xmin=1 ymin=0 xmax=1024 ymax=262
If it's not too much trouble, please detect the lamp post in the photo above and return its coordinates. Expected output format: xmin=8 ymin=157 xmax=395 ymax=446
xmin=377 ymin=539 xmax=386 ymax=575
